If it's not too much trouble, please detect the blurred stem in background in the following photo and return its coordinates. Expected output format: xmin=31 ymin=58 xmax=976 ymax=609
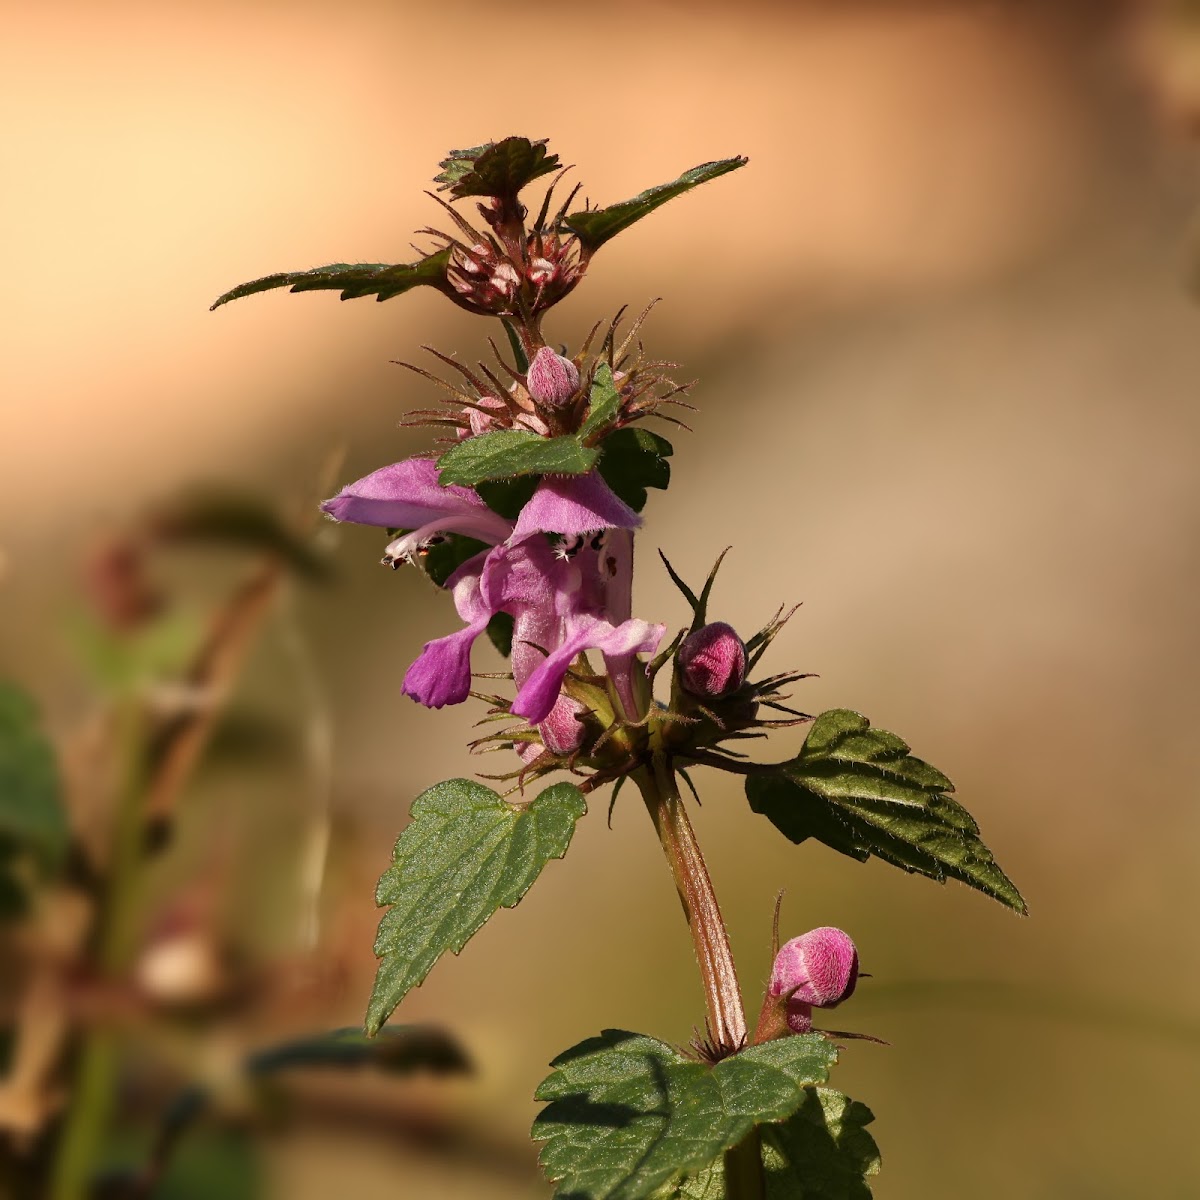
xmin=49 ymin=694 xmax=146 ymax=1200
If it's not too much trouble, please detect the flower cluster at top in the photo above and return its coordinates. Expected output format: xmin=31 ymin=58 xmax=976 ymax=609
xmin=213 ymin=138 xmax=814 ymax=792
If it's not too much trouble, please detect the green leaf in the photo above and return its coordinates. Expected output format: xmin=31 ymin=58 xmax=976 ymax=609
xmin=209 ymin=248 xmax=452 ymax=310
xmin=533 ymin=1029 xmax=837 ymax=1200
xmin=746 ymin=710 xmax=1026 ymax=914
xmin=487 ymin=611 xmax=515 ymax=658
xmin=436 ymin=136 xmax=560 ymax=199
xmin=436 ymin=430 xmax=597 ymax=487
xmin=597 ymin=428 xmax=673 ymax=512
xmin=475 ymin=475 xmax=540 ymax=521
xmin=421 ymin=534 xmax=489 ymax=588
xmin=564 ymin=158 xmax=748 ymax=251
xmin=0 ymin=684 xmax=67 ymax=871
xmin=153 ymin=488 xmax=331 ymax=581
xmin=367 ymin=779 xmax=586 ymax=1034
xmin=675 ymin=1088 xmax=880 ymax=1199
xmin=247 ymin=1025 xmax=470 ymax=1077
xmin=68 ymin=610 xmax=201 ymax=694
xmin=580 ymin=364 xmax=622 ymax=442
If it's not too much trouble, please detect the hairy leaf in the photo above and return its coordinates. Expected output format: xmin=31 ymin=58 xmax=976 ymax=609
xmin=675 ymin=1088 xmax=880 ymax=1199
xmin=597 ymin=428 xmax=673 ymax=512
xmin=564 ymin=158 xmax=748 ymax=251
xmin=437 ymin=430 xmax=597 ymax=487
xmin=0 ymin=683 xmax=67 ymax=870
xmin=367 ymin=779 xmax=586 ymax=1034
xmin=747 ymin=710 xmax=1025 ymax=913
xmin=436 ymin=136 xmax=560 ymax=199
xmin=210 ymin=248 xmax=452 ymax=310
xmin=152 ymin=488 xmax=331 ymax=580
xmin=580 ymin=364 xmax=622 ymax=441
xmin=534 ymin=1029 xmax=837 ymax=1199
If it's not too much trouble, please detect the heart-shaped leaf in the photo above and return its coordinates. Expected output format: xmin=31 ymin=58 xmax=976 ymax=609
xmin=534 ymin=1029 xmax=837 ymax=1199
xmin=367 ymin=779 xmax=586 ymax=1034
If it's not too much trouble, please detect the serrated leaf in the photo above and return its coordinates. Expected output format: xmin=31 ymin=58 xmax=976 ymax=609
xmin=367 ymin=779 xmax=586 ymax=1034
xmin=597 ymin=428 xmax=673 ymax=512
xmin=747 ymin=710 xmax=1025 ymax=914
xmin=247 ymin=1025 xmax=470 ymax=1076
xmin=210 ymin=248 xmax=452 ymax=310
xmin=436 ymin=430 xmax=597 ymax=487
xmin=533 ymin=1029 xmax=837 ymax=1200
xmin=435 ymin=136 xmax=560 ymax=199
xmin=0 ymin=683 xmax=67 ymax=870
xmin=580 ymin=364 xmax=622 ymax=441
xmin=153 ymin=488 xmax=331 ymax=580
xmin=564 ymin=158 xmax=748 ymax=251
xmin=675 ymin=1088 xmax=880 ymax=1199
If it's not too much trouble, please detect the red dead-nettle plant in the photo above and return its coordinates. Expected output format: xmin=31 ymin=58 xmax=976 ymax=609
xmin=212 ymin=136 xmax=1026 ymax=1198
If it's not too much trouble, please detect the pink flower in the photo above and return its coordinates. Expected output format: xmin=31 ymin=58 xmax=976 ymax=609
xmin=769 ymin=927 xmax=859 ymax=1034
xmin=678 ymin=622 xmax=747 ymax=698
xmin=322 ymin=455 xmax=660 ymax=732
xmin=525 ymin=346 xmax=580 ymax=408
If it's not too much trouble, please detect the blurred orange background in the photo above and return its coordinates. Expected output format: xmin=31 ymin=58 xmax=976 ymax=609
xmin=4 ymin=0 xmax=1200 ymax=1196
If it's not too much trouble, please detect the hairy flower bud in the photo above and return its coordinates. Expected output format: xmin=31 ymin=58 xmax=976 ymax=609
xmin=526 ymin=346 xmax=580 ymax=407
xmin=678 ymin=622 xmax=747 ymax=698
xmin=769 ymin=927 xmax=859 ymax=1034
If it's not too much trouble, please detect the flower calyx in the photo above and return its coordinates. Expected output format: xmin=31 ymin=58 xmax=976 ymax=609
xmin=655 ymin=552 xmax=814 ymax=766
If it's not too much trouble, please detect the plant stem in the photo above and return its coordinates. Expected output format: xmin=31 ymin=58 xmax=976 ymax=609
xmin=724 ymin=1130 xmax=766 ymax=1200
xmin=636 ymin=750 xmax=747 ymax=1053
xmin=636 ymin=749 xmax=765 ymax=1198
xmin=50 ymin=697 xmax=147 ymax=1200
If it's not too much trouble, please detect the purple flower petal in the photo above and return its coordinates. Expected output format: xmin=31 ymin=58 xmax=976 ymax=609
xmin=401 ymin=619 xmax=490 ymax=708
xmin=512 ymin=472 xmax=640 ymax=541
xmin=511 ymin=614 xmax=664 ymax=724
xmin=322 ymin=457 xmax=509 ymax=542
xmin=400 ymin=553 xmax=495 ymax=709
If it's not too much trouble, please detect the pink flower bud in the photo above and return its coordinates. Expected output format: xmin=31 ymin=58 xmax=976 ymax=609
xmin=526 ymin=346 xmax=580 ymax=407
xmin=770 ymin=927 xmax=859 ymax=1034
xmin=678 ymin=622 xmax=747 ymax=698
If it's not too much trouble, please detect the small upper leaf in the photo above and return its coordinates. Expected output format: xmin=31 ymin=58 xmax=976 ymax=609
xmin=436 ymin=136 xmax=560 ymax=199
xmin=675 ymin=1087 xmax=880 ymax=1199
xmin=597 ymin=428 xmax=673 ymax=512
xmin=580 ymin=364 xmax=623 ymax=441
xmin=564 ymin=158 xmax=748 ymax=251
xmin=436 ymin=430 xmax=598 ymax=487
xmin=367 ymin=779 xmax=586 ymax=1034
xmin=210 ymin=248 xmax=452 ymax=310
xmin=746 ymin=710 xmax=1026 ymax=914
xmin=533 ymin=1029 xmax=837 ymax=1200
xmin=0 ymin=683 xmax=68 ymax=871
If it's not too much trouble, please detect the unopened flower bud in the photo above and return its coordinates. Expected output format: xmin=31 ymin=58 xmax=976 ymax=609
xmin=526 ymin=346 xmax=580 ymax=407
xmin=770 ymin=927 xmax=859 ymax=1034
xmin=678 ymin=622 xmax=747 ymax=698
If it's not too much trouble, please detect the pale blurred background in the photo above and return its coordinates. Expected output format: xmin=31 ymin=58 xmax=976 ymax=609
xmin=4 ymin=0 xmax=1200 ymax=1196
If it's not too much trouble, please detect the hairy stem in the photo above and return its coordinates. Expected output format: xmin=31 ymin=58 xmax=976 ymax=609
xmin=50 ymin=697 xmax=146 ymax=1200
xmin=635 ymin=750 xmax=747 ymax=1053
